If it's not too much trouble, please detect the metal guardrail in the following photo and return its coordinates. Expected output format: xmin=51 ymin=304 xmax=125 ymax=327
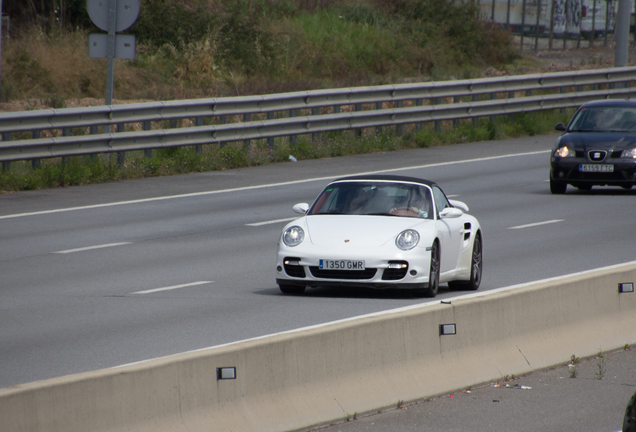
xmin=1 ymin=67 xmax=636 ymax=167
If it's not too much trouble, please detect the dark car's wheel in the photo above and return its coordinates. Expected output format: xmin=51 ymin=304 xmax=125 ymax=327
xmin=279 ymin=284 xmax=305 ymax=294
xmin=550 ymin=177 xmax=567 ymax=194
xmin=420 ymin=241 xmax=440 ymax=298
xmin=448 ymin=232 xmax=482 ymax=291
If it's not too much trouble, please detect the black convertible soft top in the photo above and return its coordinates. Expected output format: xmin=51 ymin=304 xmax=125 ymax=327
xmin=332 ymin=174 xmax=437 ymax=188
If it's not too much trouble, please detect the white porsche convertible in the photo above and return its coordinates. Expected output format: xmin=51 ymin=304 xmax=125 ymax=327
xmin=275 ymin=175 xmax=482 ymax=297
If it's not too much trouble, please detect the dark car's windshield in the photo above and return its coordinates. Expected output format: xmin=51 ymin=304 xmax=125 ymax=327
xmin=569 ymin=106 xmax=636 ymax=132
xmin=308 ymin=181 xmax=434 ymax=219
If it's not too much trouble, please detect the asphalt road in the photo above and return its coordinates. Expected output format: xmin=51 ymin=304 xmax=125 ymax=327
xmin=1 ymin=132 xmax=635 ymax=393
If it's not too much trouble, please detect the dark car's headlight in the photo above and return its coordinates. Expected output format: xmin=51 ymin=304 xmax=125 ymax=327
xmin=554 ymin=145 xmax=575 ymax=158
xmin=283 ymin=226 xmax=305 ymax=247
xmin=621 ymin=148 xmax=636 ymax=159
xmin=396 ymin=229 xmax=420 ymax=250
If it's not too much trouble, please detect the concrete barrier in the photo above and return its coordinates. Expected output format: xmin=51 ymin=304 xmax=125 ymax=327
xmin=2 ymin=261 xmax=635 ymax=432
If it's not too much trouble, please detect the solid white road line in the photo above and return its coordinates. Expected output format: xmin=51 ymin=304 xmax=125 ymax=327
xmin=131 ymin=281 xmax=214 ymax=295
xmin=53 ymin=242 xmax=132 ymax=254
xmin=0 ymin=150 xmax=550 ymax=220
xmin=508 ymin=219 xmax=564 ymax=230
xmin=246 ymin=217 xmax=298 ymax=227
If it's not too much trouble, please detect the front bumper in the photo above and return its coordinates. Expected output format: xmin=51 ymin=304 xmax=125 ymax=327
xmin=275 ymin=247 xmax=432 ymax=290
xmin=550 ymin=158 xmax=636 ymax=187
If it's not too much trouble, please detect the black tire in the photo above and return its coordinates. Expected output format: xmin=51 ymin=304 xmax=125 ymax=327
xmin=448 ymin=232 xmax=482 ymax=291
xmin=622 ymin=185 xmax=633 ymax=190
xmin=420 ymin=241 xmax=440 ymax=298
xmin=575 ymin=184 xmax=592 ymax=191
xmin=550 ymin=177 xmax=567 ymax=194
xmin=623 ymin=390 xmax=636 ymax=432
xmin=279 ymin=284 xmax=305 ymax=294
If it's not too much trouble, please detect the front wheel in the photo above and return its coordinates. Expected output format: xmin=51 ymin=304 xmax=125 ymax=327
xmin=448 ymin=232 xmax=482 ymax=291
xmin=550 ymin=177 xmax=567 ymax=194
xmin=279 ymin=284 xmax=305 ymax=294
xmin=419 ymin=241 xmax=440 ymax=298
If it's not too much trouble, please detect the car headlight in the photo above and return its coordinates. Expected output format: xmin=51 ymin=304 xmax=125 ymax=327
xmin=554 ymin=145 xmax=575 ymax=158
xmin=621 ymin=148 xmax=636 ymax=159
xmin=282 ymin=226 xmax=305 ymax=247
xmin=396 ymin=229 xmax=420 ymax=250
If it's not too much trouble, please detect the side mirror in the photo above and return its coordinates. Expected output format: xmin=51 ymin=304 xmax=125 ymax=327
xmin=555 ymin=123 xmax=567 ymax=131
xmin=439 ymin=207 xmax=463 ymax=219
xmin=449 ymin=199 xmax=469 ymax=213
xmin=292 ymin=203 xmax=309 ymax=215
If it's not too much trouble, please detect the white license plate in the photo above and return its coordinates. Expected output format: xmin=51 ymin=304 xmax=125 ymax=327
xmin=319 ymin=259 xmax=365 ymax=270
xmin=579 ymin=164 xmax=614 ymax=172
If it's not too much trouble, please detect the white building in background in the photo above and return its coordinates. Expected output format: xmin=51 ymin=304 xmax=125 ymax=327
xmin=482 ymin=0 xmax=616 ymax=36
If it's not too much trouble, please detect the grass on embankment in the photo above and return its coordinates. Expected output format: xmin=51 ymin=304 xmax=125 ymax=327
xmin=0 ymin=110 xmax=572 ymax=193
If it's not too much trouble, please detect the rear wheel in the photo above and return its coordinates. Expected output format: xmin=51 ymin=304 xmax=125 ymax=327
xmin=448 ymin=232 xmax=482 ymax=291
xmin=279 ymin=284 xmax=305 ymax=294
xmin=420 ymin=241 xmax=440 ymax=298
xmin=550 ymin=177 xmax=567 ymax=194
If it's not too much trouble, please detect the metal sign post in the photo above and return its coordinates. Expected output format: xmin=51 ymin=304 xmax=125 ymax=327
xmin=105 ymin=0 xmax=117 ymax=106
xmin=87 ymin=0 xmax=140 ymax=106
xmin=615 ymin=0 xmax=630 ymax=66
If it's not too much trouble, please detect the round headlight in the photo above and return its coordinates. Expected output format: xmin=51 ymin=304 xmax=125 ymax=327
xmin=396 ymin=229 xmax=420 ymax=250
xmin=283 ymin=226 xmax=305 ymax=247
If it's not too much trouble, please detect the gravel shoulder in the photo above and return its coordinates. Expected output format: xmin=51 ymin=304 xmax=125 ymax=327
xmin=302 ymin=347 xmax=636 ymax=432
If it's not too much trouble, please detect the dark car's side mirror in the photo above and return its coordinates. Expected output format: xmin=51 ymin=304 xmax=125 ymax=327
xmin=555 ymin=123 xmax=567 ymax=131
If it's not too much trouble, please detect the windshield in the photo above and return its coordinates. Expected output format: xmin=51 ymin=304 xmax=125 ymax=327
xmin=308 ymin=181 xmax=434 ymax=219
xmin=569 ymin=106 xmax=636 ymax=132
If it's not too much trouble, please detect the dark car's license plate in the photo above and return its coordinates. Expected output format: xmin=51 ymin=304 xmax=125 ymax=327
xmin=579 ymin=164 xmax=614 ymax=172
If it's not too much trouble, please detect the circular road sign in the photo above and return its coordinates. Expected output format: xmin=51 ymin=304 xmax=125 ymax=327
xmin=87 ymin=0 xmax=140 ymax=33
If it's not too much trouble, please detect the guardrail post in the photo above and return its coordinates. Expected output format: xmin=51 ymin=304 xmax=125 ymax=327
xmin=143 ymin=121 xmax=152 ymax=158
xmin=311 ymin=108 xmax=319 ymax=140
xmin=89 ymin=126 xmax=99 ymax=162
xmin=289 ymin=110 xmax=296 ymax=145
xmin=62 ymin=128 xmax=71 ymax=166
xmin=453 ymin=97 xmax=460 ymax=127
xmin=355 ymin=104 xmax=362 ymax=137
xmin=490 ymin=93 xmax=496 ymax=123
xmin=195 ymin=117 xmax=203 ymax=153
xmin=434 ymin=98 xmax=441 ymax=132
xmin=220 ymin=115 xmax=227 ymax=148
xmin=396 ymin=101 xmax=403 ymax=134
xmin=1 ymin=133 xmax=9 ymax=172
xmin=560 ymin=87 xmax=565 ymax=113
xmin=266 ymin=113 xmax=275 ymax=149
xmin=117 ymin=124 xmax=125 ymax=166
xmin=32 ymin=130 xmax=41 ymax=169
xmin=472 ymin=95 xmax=478 ymax=127
xmin=243 ymin=114 xmax=251 ymax=149
xmin=375 ymin=102 xmax=383 ymax=134
xmin=508 ymin=92 xmax=515 ymax=121
xmin=415 ymin=99 xmax=422 ymax=131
